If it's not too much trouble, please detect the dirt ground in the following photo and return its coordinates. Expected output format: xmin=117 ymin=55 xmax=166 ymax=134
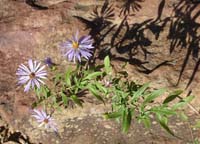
xmin=0 ymin=104 xmax=200 ymax=144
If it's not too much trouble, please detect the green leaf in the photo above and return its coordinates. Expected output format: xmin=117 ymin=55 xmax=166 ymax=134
xmin=194 ymin=120 xmax=200 ymax=128
xmin=83 ymin=72 xmax=102 ymax=80
xmin=34 ymin=86 xmax=42 ymax=99
xmin=54 ymin=73 xmax=62 ymax=84
xmin=104 ymin=111 xmax=122 ymax=119
xmin=183 ymin=95 xmax=195 ymax=103
xmin=44 ymin=86 xmax=51 ymax=98
xmin=65 ymin=67 xmax=72 ymax=86
xmin=118 ymin=71 xmax=128 ymax=77
xmin=80 ymin=80 xmax=88 ymax=87
xmin=141 ymin=116 xmax=151 ymax=128
xmin=61 ymin=92 xmax=68 ymax=106
xmin=178 ymin=112 xmax=188 ymax=121
xmin=163 ymin=90 xmax=183 ymax=104
xmin=143 ymin=88 xmax=166 ymax=104
xmin=71 ymin=95 xmax=83 ymax=107
xmin=74 ymin=76 xmax=78 ymax=85
xmin=156 ymin=114 xmax=175 ymax=136
xmin=95 ymin=82 xmax=108 ymax=94
xmin=122 ymin=108 xmax=132 ymax=133
xmin=172 ymin=95 xmax=194 ymax=110
xmin=150 ymin=107 xmax=176 ymax=116
xmin=88 ymin=84 xmax=104 ymax=103
xmin=104 ymin=56 xmax=111 ymax=74
xmin=131 ymin=83 xmax=150 ymax=102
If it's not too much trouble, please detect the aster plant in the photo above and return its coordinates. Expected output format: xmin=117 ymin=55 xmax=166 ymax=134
xmin=31 ymin=109 xmax=58 ymax=132
xmin=60 ymin=31 xmax=94 ymax=63
xmin=16 ymin=59 xmax=47 ymax=92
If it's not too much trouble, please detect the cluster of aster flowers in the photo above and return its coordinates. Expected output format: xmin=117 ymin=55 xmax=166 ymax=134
xmin=16 ymin=30 xmax=94 ymax=133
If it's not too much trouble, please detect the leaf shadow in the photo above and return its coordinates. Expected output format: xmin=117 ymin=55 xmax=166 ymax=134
xmin=119 ymin=0 xmax=145 ymax=16
xmin=75 ymin=0 xmax=200 ymax=87
xmin=167 ymin=0 xmax=200 ymax=87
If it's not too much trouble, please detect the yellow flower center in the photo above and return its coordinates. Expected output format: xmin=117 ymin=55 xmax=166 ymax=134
xmin=72 ymin=41 xmax=79 ymax=49
xmin=29 ymin=72 xmax=35 ymax=79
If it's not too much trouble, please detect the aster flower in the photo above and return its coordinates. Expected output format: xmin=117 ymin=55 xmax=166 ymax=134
xmin=31 ymin=109 xmax=58 ymax=132
xmin=16 ymin=59 xmax=47 ymax=92
xmin=44 ymin=57 xmax=55 ymax=67
xmin=60 ymin=31 xmax=94 ymax=62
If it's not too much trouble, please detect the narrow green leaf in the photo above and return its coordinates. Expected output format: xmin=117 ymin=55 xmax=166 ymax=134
xmin=194 ymin=120 xmax=200 ymax=128
xmin=131 ymin=83 xmax=150 ymax=102
xmin=83 ymin=72 xmax=102 ymax=80
xmin=122 ymin=108 xmax=132 ymax=133
xmin=179 ymin=112 xmax=188 ymax=121
xmin=158 ymin=116 xmax=175 ymax=136
xmin=61 ymin=92 xmax=68 ymax=106
xmin=150 ymin=107 xmax=176 ymax=116
xmin=54 ymin=73 xmax=62 ymax=84
xmin=104 ymin=111 xmax=122 ymax=119
xmin=182 ymin=95 xmax=195 ymax=103
xmin=142 ymin=117 xmax=151 ymax=128
xmin=44 ymin=86 xmax=51 ymax=98
xmin=65 ymin=67 xmax=72 ymax=86
xmin=104 ymin=56 xmax=111 ymax=74
xmin=172 ymin=95 xmax=194 ymax=110
xmin=80 ymin=80 xmax=88 ymax=87
xmin=118 ymin=71 xmax=128 ymax=77
xmin=34 ymin=87 xmax=42 ymax=99
xmin=88 ymin=85 xmax=104 ymax=103
xmin=143 ymin=88 xmax=166 ymax=104
xmin=95 ymin=82 xmax=108 ymax=94
xmin=71 ymin=95 xmax=83 ymax=107
xmin=163 ymin=90 xmax=183 ymax=104
xmin=74 ymin=76 xmax=78 ymax=85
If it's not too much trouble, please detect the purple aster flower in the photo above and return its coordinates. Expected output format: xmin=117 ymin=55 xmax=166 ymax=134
xmin=16 ymin=59 xmax=47 ymax=92
xmin=60 ymin=31 xmax=94 ymax=62
xmin=44 ymin=57 xmax=55 ymax=67
xmin=31 ymin=109 xmax=58 ymax=132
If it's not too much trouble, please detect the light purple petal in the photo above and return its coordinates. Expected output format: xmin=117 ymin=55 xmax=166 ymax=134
xmin=32 ymin=114 xmax=44 ymax=120
xmin=37 ymin=79 xmax=45 ymax=85
xmin=31 ymin=80 xmax=36 ymax=89
xmin=34 ymin=61 xmax=41 ymax=72
xmin=19 ymin=64 xmax=31 ymax=73
xmin=79 ymin=35 xmax=92 ymax=44
xmin=36 ymin=65 xmax=46 ymax=73
xmin=41 ymin=110 xmax=47 ymax=118
xmin=28 ymin=59 xmax=34 ymax=72
xmin=18 ymin=76 xmax=30 ymax=84
xmin=74 ymin=30 xmax=79 ymax=42
xmin=33 ymin=109 xmax=45 ymax=119
xmin=36 ymin=72 xmax=47 ymax=77
xmin=24 ymin=80 xmax=31 ymax=92
xmin=33 ymin=79 xmax=40 ymax=89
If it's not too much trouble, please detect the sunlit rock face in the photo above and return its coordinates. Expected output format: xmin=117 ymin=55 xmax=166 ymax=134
xmin=0 ymin=0 xmax=76 ymax=128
